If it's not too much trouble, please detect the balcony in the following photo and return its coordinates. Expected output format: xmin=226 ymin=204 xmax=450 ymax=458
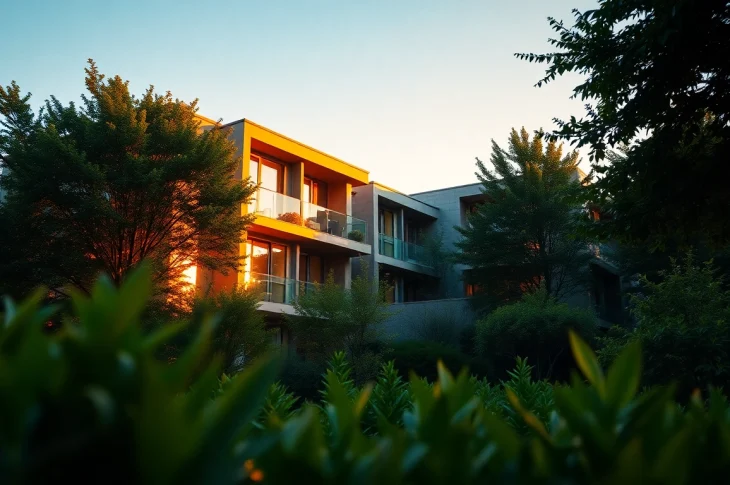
xmin=243 ymin=272 xmax=321 ymax=305
xmin=378 ymin=233 xmax=432 ymax=268
xmin=250 ymin=187 xmax=368 ymax=242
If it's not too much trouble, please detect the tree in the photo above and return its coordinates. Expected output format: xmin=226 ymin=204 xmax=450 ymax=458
xmin=598 ymin=252 xmax=730 ymax=399
xmin=517 ymin=0 xmax=730 ymax=246
xmin=288 ymin=261 xmax=392 ymax=383
xmin=454 ymin=127 xmax=592 ymax=307
xmin=0 ymin=60 xmax=255 ymax=304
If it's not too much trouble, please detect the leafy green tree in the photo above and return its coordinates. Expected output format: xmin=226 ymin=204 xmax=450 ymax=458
xmin=0 ymin=60 xmax=255 ymax=304
xmin=598 ymin=252 xmax=730 ymax=398
xmin=518 ymin=0 xmax=730 ymax=247
xmin=288 ymin=262 xmax=392 ymax=383
xmin=475 ymin=287 xmax=597 ymax=381
xmin=455 ymin=127 xmax=592 ymax=306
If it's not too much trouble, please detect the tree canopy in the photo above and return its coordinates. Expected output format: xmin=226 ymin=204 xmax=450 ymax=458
xmin=455 ymin=128 xmax=591 ymax=308
xmin=0 ymin=60 xmax=254 ymax=304
xmin=518 ymin=0 xmax=730 ymax=247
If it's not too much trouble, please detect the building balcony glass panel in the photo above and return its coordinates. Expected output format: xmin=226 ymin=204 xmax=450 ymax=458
xmin=249 ymin=188 xmax=368 ymax=242
xmin=378 ymin=233 xmax=432 ymax=267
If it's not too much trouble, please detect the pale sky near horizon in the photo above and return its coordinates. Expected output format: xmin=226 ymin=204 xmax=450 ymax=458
xmin=1 ymin=0 xmax=596 ymax=194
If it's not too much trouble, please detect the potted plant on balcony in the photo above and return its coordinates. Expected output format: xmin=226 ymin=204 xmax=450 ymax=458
xmin=347 ymin=229 xmax=365 ymax=242
xmin=277 ymin=212 xmax=303 ymax=226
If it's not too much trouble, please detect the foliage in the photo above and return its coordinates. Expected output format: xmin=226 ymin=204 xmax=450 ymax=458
xmin=475 ymin=287 xmax=597 ymax=381
xmin=0 ymin=60 xmax=254 ymax=304
xmin=279 ymin=354 xmax=325 ymax=403
xmin=420 ymin=228 xmax=447 ymax=274
xmin=188 ymin=287 xmax=273 ymax=374
xmin=365 ymin=360 xmax=411 ymax=430
xmin=255 ymin=382 xmax=299 ymax=428
xmin=599 ymin=252 xmax=730 ymax=398
xmin=472 ymin=357 xmax=554 ymax=435
xmin=386 ymin=340 xmax=491 ymax=382
xmin=288 ymin=261 xmax=392 ymax=383
xmin=0 ymin=263 xmax=280 ymax=484
xmin=347 ymin=229 xmax=365 ymax=242
xmin=518 ymin=0 xmax=730 ymax=246
xmin=455 ymin=127 xmax=592 ymax=307
xmin=277 ymin=212 xmax=303 ymax=225
xmin=3 ymin=267 xmax=730 ymax=484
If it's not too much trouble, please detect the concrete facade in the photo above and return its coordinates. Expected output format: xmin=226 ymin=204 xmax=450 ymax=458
xmin=352 ymin=182 xmax=442 ymax=303
xmin=409 ymin=182 xmax=486 ymax=299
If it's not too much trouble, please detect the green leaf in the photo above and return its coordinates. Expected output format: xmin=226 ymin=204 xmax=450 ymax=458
xmin=569 ymin=330 xmax=605 ymax=396
xmin=606 ymin=339 xmax=641 ymax=409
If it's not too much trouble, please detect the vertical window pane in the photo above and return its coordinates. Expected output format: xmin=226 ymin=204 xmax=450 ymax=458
xmin=250 ymin=158 xmax=259 ymax=184
xmin=271 ymin=244 xmax=286 ymax=278
xmin=260 ymin=162 xmax=280 ymax=192
xmin=303 ymin=179 xmax=311 ymax=203
xmin=383 ymin=210 xmax=394 ymax=236
xmin=309 ymin=255 xmax=323 ymax=283
xmin=299 ymin=254 xmax=307 ymax=281
xmin=250 ymin=241 xmax=269 ymax=275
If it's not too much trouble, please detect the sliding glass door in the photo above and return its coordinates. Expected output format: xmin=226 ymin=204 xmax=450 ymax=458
xmin=245 ymin=239 xmax=287 ymax=303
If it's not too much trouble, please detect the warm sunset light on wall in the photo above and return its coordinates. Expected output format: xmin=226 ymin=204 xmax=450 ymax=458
xmin=181 ymin=262 xmax=197 ymax=288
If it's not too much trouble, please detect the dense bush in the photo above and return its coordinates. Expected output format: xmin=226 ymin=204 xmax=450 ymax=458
xmin=289 ymin=262 xmax=391 ymax=383
xmin=3 ymin=265 xmax=730 ymax=484
xmin=386 ymin=340 xmax=492 ymax=382
xmin=191 ymin=288 xmax=273 ymax=373
xmin=0 ymin=265 xmax=280 ymax=484
xmin=599 ymin=254 xmax=730 ymax=398
xmin=476 ymin=288 xmax=597 ymax=380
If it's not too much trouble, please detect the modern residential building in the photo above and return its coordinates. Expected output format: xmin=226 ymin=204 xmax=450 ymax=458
xmin=194 ymin=117 xmax=372 ymax=343
xmin=192 ymin=114 xmax=624 ymax=340
xmin=351 ymin=182 xmax=441 ymax=303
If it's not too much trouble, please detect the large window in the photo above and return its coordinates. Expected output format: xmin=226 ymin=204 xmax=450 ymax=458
xmin=244 ymin=239 xmax=287 ymax=302
xmin=379 ymin=209 xmax=396 ymax=258
xmin=303 ymin=177 xmax=327 ymax=206
xmin=298 ymin=253 xmax=324 ymax=284
xmin=249 ymin=155 xmax=283 ymax=192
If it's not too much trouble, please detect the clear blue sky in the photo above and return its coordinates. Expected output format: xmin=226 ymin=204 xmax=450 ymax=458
xmin=1 ymin=0 xmax=595 ymax=194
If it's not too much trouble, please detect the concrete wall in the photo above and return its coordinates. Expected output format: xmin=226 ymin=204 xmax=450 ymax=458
xmin=410 ymin=183 xmax=483 ymax=298
xmin=381 ymin=298 xmax=477 ymax=343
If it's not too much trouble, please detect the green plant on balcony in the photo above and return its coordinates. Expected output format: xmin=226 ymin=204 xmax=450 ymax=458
xmin=277 ymin=212 xmax=303 ymax=226
xmin=347 ymin=229 xmax=365 ymax=242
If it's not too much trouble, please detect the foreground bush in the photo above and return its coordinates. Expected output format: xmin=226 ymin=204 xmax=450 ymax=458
xmin=476 ymin=288 xmax=597 ymax=380
xmin=2 ymin=266 xmax=730 ymax=484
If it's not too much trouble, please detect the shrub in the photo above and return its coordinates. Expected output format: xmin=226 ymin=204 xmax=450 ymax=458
xmin=0 ymin=264 xmax=280 ymax=484
xmin=476 ymin=288 xmax=597 ymax=380
xmin=189 ymin=287 xmax=272 ymax=373
xmin=279 ymin=354 xmax=325 ymax=403
xmin=4 ymin=264 xmax=730 ymax=484
xmin=277 ymin=211 xmax=303 ymax=225
xmin=288 ymin=261 xmax=391 ymax=383
xmin=386 ymin=340 xmax=491 ymax=382
xmin=347 ymin=229 xmax=364 ymax=242
xmin=599 ymin=253 xmax=730 ymax=398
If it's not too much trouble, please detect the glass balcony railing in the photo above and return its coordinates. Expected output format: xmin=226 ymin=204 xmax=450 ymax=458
xmin=242 ymin=272 xmax=324 ymax=305
xmin=243 ymin=272 xmax=296 ymax=304
xmin=378 ymin=234 xmax=432 ymax=267
xmin=249 ymin=187 xmax=301 ymax=222
xmin=302 ymin=201 xmax=369 ymax=241
xmin=250 ymin=187 xmax=368 ymax=243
